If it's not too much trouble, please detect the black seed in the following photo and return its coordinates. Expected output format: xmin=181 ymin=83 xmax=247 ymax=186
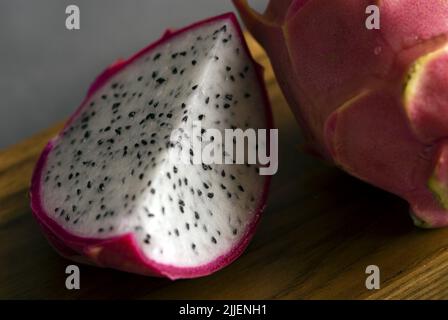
xmin=98 ymin=228 xmax=104 ymax=233
xmin=150 ymin=188 xmax=156 ymax=194
xmin=211 ymin=237 xmax=217 ymax=244
xmin=224 ymin=103 xmax=231 ymax=109
xmin=101 ymin=95 xmax=107 ymax=100
xmin=137 ymin=76 xmax=143 ymax=81
xmin=203 ymin=182 xmax=209 ymax=189
xmin=156 ymin=78 xmax=166 ymax=84
xmin=98 ymin=183 xmax=105 ymax=192
xmin=171 ymin=67 xmax=178 ymax=74
xmin=191 ymin=60 xmax=197 ymax=65
xmin=238 ymin=185 xmax=245 ymax=192
xmin=232 ymin=228 xmax=237 ymax=235
xmin=153 ymin=53 xmax=161 ymax=61
xmin=198 ymin=114 xmax=204 ymax=120
xmin=141 ymin=139 xmax=148 ymax=146
xmin=207 ymin=193 xmax=214 ymax=198
xmin=192 ymin=85 xmax=198 ymax=90
xmin=139 ymin=173 xmax=144 ymax=180
xmin=128 ymin=111 xmax=136 ymax=118
xmin=174 ymin=229 xmax=179 ymax=236
xmin=191 ymin=243 xmax=196 ymax=250
xmin=186 ymin=223 xmax=190 ymax=230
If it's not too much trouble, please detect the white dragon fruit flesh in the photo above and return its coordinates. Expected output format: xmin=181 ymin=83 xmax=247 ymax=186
xmin=30 ymin=13 xmax=273 ymax=279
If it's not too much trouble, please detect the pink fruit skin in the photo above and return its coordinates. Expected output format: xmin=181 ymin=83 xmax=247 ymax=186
xmin=29 ymin=13 xmax=273 ymax=279
xmin=234 ymin=0 xmax=448 ymax=227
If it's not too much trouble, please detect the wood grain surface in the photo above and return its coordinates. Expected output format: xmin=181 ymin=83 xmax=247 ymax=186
xmin=1 ymin=33 xmax=448 ymax=300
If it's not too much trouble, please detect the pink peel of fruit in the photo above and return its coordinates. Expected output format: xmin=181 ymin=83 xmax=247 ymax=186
xmin=234 ymin=0 xmax=448 ymax=227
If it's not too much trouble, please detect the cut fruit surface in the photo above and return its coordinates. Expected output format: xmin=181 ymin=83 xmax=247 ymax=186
xmin=30 ymin=13 xmax=272 ymax=279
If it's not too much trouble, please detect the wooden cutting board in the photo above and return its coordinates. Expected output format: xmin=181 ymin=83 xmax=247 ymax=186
xmin=1 ymin=33 xmax=448 ymax=300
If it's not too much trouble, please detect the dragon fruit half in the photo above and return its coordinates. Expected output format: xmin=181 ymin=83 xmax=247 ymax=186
xmin=30 ymin=13 xmax=273 ymax=279
xmin=235 ymin=0 xmax=448 ymax=227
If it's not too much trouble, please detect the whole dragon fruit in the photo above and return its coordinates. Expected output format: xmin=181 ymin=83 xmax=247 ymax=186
xmin=30 ymin=13 xmax=272 ymax=279
xmin=234 ymin=0 xmax=448 ymax=227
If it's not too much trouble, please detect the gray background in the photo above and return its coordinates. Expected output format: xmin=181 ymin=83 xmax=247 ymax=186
xmin=0 ymin=0 xmax=267 ymax=149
